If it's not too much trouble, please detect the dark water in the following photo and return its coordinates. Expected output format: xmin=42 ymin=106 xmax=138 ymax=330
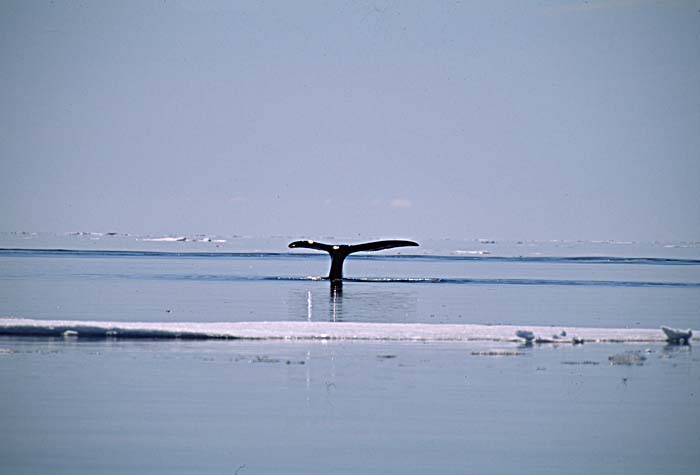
xmin=1 ymin=239 xmax=699 ymax=473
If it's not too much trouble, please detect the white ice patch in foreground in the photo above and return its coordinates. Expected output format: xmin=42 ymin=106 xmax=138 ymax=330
xmin=0 ymin=318 xmax=695 ymax=343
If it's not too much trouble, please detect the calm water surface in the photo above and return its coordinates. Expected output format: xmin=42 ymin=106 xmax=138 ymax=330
xmin=1 ymin=246 xmax=699 ymax=328
xmin=2 ymin=338 xmax=699 ymax=474
xmin=1 ymin=235 xmax=699 ymax=473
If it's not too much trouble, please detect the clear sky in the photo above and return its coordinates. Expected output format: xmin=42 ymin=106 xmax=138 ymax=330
xmin=1 ymin=0 xmax=699 ymax=241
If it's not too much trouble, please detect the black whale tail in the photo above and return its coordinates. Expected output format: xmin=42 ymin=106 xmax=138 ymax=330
xmin=288 ymin=239 xmax=419 ymax=281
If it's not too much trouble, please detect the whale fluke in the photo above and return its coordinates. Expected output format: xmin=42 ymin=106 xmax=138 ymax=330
xmin=288 ymin=239 xmax=419 ymax=282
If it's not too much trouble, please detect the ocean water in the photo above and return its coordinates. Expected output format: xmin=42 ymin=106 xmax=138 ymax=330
xmin=1 ymin=233 xmax=699 ymax=473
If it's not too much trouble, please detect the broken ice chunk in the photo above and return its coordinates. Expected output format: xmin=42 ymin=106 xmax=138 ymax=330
xmin=516 ymin=330 xmax=535 ymax=343
xmin=661 ymin=326 xmax=692 ymax=345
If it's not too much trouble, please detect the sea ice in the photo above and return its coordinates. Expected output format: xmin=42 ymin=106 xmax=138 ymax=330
xmin=515 ymin=330 xmax=535 ymax=343
xmin=0 ymin=318 xmax=693 ymax=344
xmin=661 ymin=326 xmax=692 ymax=344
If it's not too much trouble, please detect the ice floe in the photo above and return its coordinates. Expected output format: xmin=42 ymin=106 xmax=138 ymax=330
xmin=661 ymin=326 xmax=692 ymax=344
xmin=0 ymin=318 xmax=694 ymax=343
xmin=142 ymin=236 xmax=187 ymax=242
xmin=515 ymin=330 xmax=535 ymax=343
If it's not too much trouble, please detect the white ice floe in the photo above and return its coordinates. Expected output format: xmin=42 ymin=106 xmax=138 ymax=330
xmin=141 ymin=236 xmax=187 ymax=242
xmin=661 ymin=326 xmax=693 ymax=344
xmin=196 ymin=238 xmax=226 ymax=243
xmin=140 ymin=236 xmax=226 ymax=243
xmin=0 ymin=318 xmax=693 ymax=343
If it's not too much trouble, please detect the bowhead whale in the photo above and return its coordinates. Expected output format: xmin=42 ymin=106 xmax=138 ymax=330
xmin=288 ymin=239 xmax=419 ymax=282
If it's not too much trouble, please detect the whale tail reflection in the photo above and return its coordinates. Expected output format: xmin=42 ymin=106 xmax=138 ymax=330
xmin=288 ymin=239 xmax=419 ymax=282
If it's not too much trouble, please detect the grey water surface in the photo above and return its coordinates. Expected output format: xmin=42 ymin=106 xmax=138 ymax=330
xmin=1 ymin=235 xmax=699 ymax=473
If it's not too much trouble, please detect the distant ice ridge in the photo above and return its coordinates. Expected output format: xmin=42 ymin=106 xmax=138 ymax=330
xmin=141 ymin=236 xmax=226 ymax=243
xmin=451 ymin=250 xmax=491 ymax=255
xmin=142 ymin=236 xmax=187 ymax=242
xmin=2 ymin=232 xmax=699 ymax=259
xmin=0 ymin=318 xmax=693 ymax=343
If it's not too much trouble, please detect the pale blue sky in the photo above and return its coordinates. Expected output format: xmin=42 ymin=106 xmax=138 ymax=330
xmin=1 ymin=0 xmax=699 ymax=241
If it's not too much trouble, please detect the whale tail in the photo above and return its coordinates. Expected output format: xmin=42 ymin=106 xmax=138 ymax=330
xmin=288 ymin=239 xmax=419 ymax=281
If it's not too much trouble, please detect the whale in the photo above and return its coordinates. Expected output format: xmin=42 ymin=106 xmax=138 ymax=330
xmin=288 ymin=239 xmax=419 ymax=283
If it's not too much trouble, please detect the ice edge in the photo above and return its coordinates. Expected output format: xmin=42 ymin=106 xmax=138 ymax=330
xmin=0 ymin=318 xmax=693 ymax=344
